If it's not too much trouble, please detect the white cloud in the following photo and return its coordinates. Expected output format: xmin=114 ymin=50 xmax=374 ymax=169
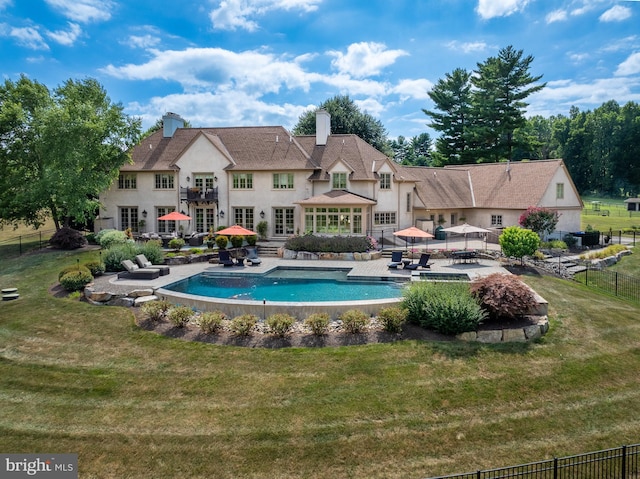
xmin=546 ymin=9 xmax=568 ymax=23
xmin=3 ymin=25 xmax=49 ymax=50
xmin=46 ymin=22 xmax=81 ymax=46
xmin=391 ymin=79 xmax=433 ymax=101
xmin=210 ymin=0 xmax=322 ymax=31
xmin=616 ymin=52 xmax=640 ymax=76
xmin=599 ymin=5 xmax=632 ymax=22
xmin=446 ymin=41 xmax=488 ymax=54
xmin=127 ymin=34 xmax=161 ymax=49
xmin=476 ymin=0 xmax=530 ymax=19
xmin=328 ymin=42 xmax=408 ymax=79
xmin=568 ymin=52 xmax=589 ymax=63
xmin=354 ymin=98 xmax=385 ymax=117
xmin=0 ymin=0 xmax=13 ymax=11
xmin=44 ymin=0 xmax=114 ymax=23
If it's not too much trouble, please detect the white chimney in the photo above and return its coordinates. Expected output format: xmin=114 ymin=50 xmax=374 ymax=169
xmin=163 ymin=112 xmax=184 ymax=138
xmin=315 ymin=109 xmax=330 ymax=146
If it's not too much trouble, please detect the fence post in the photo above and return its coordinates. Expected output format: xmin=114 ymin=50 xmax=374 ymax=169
xmin=615 ymin=272 xmax=619 ymax=298
xmin=622 ymin=444 xmax=627 ymax=479
xmin=553 ymin=457 xmax=558 ymax=479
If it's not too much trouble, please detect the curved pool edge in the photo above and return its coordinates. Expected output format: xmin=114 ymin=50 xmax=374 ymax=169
xmin=155 ymin=287 xmax=403 ymax=320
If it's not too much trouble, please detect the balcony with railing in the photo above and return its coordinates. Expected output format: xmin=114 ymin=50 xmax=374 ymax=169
xmin=180 ymin=187 xmax=219 ymax=205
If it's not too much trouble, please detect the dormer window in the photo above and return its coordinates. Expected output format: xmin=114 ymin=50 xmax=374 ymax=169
xmin=380 ymin=173 xmax=391 ymax=190
xmin=332 ymin=172 xmax=347 ymax=189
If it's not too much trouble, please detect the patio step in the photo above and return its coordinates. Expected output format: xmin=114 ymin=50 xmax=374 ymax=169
xmin=257 ymin=243 xmax=283 ymax=257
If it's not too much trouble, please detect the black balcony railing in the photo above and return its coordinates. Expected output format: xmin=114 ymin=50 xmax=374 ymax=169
xmin=180 ymin=187 xmax=218 ymax=205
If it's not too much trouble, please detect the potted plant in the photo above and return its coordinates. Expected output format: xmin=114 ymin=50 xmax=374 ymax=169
xmin=206 ymin=228 xmax=216 ymax=249
xmin=137 ymin=219 xmax=146 ymax=232
xmin=257 ymin=220 xmax=268 ymax=240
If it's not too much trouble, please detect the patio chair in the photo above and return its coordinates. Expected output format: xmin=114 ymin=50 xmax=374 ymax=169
xmin=218 ymin=250 xmax=235 ymax=267
xmin=118 ymin=260 xmax=160 ymax=280
xmin=387 ymin=251 xmax=403 ymax=269
xmin=404 ymin=253 xmax=432 ymax=270
xmin=245 ymin=247 xmax=262 ymax=266
xmin=135 ymin=254 xmax=170 ymax=276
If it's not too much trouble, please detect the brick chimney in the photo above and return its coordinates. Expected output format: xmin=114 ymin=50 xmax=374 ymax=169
xmin=163 ymin=112 xmax=184 ymax=138
xmin=315 ymin=109 xmax=330 ymax=146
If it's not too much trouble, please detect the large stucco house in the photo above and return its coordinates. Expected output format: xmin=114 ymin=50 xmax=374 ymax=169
xmin=97 ymin=112 xmax=583 ymax=243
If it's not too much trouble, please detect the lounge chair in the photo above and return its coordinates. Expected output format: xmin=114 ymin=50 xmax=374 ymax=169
xmin=119 ymin=260 xmax=160 ymax=279
xmin=387 ymin=251 xmax=403 ymax=269
xmin=135 ymin=254 xmax=170 ymax=276
xmin=404 ymin=253 xmax=432 ymax=270
xmin=217 ymin=250 xmax=235 ymax=267
xmin=245 ymin=247 xmax=262 ymax=266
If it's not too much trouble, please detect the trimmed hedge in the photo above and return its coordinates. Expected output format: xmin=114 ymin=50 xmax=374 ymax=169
xmin=284 ymin=234 xmax=370 ymax=253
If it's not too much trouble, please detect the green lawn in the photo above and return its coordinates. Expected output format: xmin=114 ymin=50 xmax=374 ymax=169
xmin=1 ymin=248 xmax=640 ymax=478
xmin=581 ymin=195 xmax=640 ymax=234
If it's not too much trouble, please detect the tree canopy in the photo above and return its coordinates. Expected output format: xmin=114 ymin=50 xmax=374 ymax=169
xmin=292 ymin=95 xmax=390 ymax=154
xmin=0 ymin=75 xmax=141 ymax=230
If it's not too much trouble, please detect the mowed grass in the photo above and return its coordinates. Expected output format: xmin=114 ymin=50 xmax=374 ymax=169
xmin=1 ymin=249 xmax=640 ymax=478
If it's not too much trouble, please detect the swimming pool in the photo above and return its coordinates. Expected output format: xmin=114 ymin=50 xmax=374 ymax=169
xmin=164 ymin=267 xmax=406 ymax=302
xmin=155 ymin=266 xmax=408 ymax=320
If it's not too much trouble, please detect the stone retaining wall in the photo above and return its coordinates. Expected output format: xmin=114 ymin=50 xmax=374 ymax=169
xmin=279 ymin=249 xmax=382 ymax=261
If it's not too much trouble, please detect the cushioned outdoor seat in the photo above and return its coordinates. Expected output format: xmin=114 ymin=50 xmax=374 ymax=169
xmin=404 ymin=253 xmax=432 ymax=270
xmin=135 ymin=254 xmax=170 ymax=275
xmin=119 ymin=260 xmax=160 ymax=279
xmin=387 ymin=251 xmax=403 ymax=269
xmin=245 ymin=247 xmax=262 ymax=266
xmin=218 ymin=250 xmax=235 ymax=267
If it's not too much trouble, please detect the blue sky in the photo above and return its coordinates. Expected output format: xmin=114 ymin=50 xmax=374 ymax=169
xmin=1 ymin=0 xmax=640 ymax=139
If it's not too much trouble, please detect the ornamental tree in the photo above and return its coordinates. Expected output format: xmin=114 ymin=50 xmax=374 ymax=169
xmin=519 ymin=206 xmax=559 ymax=239
xmin=499 ymin=226 xmax=540 ymax=265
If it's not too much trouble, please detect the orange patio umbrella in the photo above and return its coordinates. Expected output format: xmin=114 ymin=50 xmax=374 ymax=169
xmin=157 ymin=211 xmax=192 ymax=221
xmin=215 ymin=224 xmax=257 ymax=236
xmin=393 ymin=226 xmax=434 ymax=260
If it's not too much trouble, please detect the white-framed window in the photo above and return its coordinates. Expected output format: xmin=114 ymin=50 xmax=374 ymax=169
xmin=120 ymin=207 xmax=138 ymax=231
xmin=194 ymin=174 xmax=215 ymax=191
xmin=118 ymin=173 xmax=136 ymax=189
xmin=273 ymin=173 xmax=294 ymax=189
xmin=234 ymin=208 xmax=254 ymax=230
xmin=556 ymin=183 xmax=564 ymax=199
xmin=233 ymin=173 xmax=253 ymax=189
xmin=274 ymin=208 xmax=295 ymax=235
xmin=305 ymin=207 xmax=362 ymax=234
xmin=491 ymin=214 xmax=503 ymax=226
xmin=195 ymin=207 xmax=216 ymax=234
xmin=374 ymin=212 xmax=396 ymax=225
xmin=380 ymin=173 xmax=391 ymax=190
xmin=332 ymin=172 xmax=347 ymax=189
xmin=155 ymin=173 xmax=174 ymax=189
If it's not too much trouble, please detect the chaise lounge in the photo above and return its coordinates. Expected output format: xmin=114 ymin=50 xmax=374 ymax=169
xmin=119 ymin=259 xmax=160 ymax=279
xmin=135 ymin=254 xmax=170 ymax=276
xmin=245 ymin=247 xmax=262 ymax=266
xmin=387 ymin=251 xmax=403 ymax=269
xmin=404 ymin=253 xmax=432 ymax=270
xmin=217 ymin=250 xmax=235 ymax=267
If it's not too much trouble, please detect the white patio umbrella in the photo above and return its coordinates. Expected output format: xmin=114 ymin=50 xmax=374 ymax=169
xmin=442 ymin=223 xmax=489 ymax=249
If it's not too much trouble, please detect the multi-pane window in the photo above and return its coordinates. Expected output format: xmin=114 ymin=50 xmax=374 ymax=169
xmin=156 ymin=207 xmax=176 ymax=233
xmin=374 ymin=212 xmax=396 ymax=225
xmin=155 ymin=173 xmax=174 ymax=189
xmin=194 ymin=174 xmax=215 ymax=191
xmin=234 ymin=208 xmax=254 ymax=230
xmin=273 ymin=173 xmax=294 ymax=189
xmin=406 ymin=193 xmax=411 ymax=213
xmin=274 ymin=208 xmax=294 ymax=235
xmin=304 ymin=207 xmax=362 ymax=234
xmin=233 ymin=173 xmax=253 ymax=189
xmin=380 ymin=173 xmax=391 ymax=190
xmin=195 ymin=207 xmax=216 ymax=234
xmin=118 ymin=173 xmax=137 ymax=189
xmin=556 ymin=183 xmax=564 ymax=199
xmin=120 ymin=207 xmax=138 ymax=231
xmin=491 ymin=215 xmax=503 ymax=226
xmin=332 ymin=172 xmax=347 ymax=189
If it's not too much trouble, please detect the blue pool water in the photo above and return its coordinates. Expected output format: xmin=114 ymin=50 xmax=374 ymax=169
xmin=164 ymin=267 xmax=406 ymax=302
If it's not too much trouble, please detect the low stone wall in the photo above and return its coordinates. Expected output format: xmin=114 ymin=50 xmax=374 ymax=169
xmin=279 ymin=249 xmax=382 ymax=261
xmin=585 ymin=249 xmax=632 ymax=269
xmin=84 ymin=285 xmax=158 ymax=307
xmin=456 ymin=316 xmax=549 ymax=343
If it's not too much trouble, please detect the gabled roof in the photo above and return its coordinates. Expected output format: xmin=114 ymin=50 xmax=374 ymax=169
xmin=124 ymin=126 xmax=317 ymax=172
xmin=398 ymin=166 xmax=473 ymax=209
xmin=295 ymin=189 xmax=377 ymax=205
xmin=295 ymin=134 xmax=388 ymax=182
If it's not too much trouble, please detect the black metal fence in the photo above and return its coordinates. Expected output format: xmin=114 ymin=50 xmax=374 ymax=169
xmin=574 ymin=267 xmax=640 ymax=303
xmin=427 ymin=443 xmax=640 ymax=479
xmin=0 ymin=229 xmax=55 ymax=260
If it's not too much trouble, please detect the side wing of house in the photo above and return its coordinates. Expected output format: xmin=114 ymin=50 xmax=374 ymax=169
xmin=537 ymin=160 xmax=583 ymax=234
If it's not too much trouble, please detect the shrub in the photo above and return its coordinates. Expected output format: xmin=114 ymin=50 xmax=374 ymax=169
xmin=230 ymin=314 xmax=258 ymax=336
xmin=83 ymin=261 xmax=105 ymax=276
xmin=167 ymin=306 xmax=193 ymax=327
xmin=563 ymin=234 xmax=578 ymax=249
xmin=284 ymin=234 xmax=370 ymax=253
xmin=266 ymin=313 xmax=296 ymax=337
xmin=190 ymin=248 xmax=204 ymax=255
xmin=196 ymin=311 xmax=226 ymax=334
xmin=230 ymin=235 xmax=244 ymax=248
xmin=519 ymin=206 xmax=559 ymax=238
xmin=246 ymin=235 xmax=257 ymax=246
xmin=59 ymin=264 xmax=92 ymax=281
xmin=304 ymin=313 xmax=330 ymax=335
xmin=470 ymin=273 xmax=537 ymax=321
xmin=580 ymin=244 xmax=628 ymax=260
xmin=98 ymin=229 xmax=130 ymax=249
xmin=499 ymin=226 xmax=540 ymax=265
xmin=59 ymin=269 xmax=94 ymax=291
xmin=139 ymin=240 xmax=164 ymax=265
xmin=377 ymin=306 xmax=407 ymax=333
xmin=49 ymin=227 xmax=87 ymax=250
xmin=103 ymin=243 xmax=138 ymax=272
xmin=85 ymin=232 xmax=98 ymax=244
xmin=141 ymin=300 xmax=172 ymax=321
xmin=402 ymin=282 xmax=486 ymax=335
xmin=168 ymin=238 xmax=185 ymax=251
xmin=339 ymin=309 xmax=370 ymax=334
xmin=216 ymin=235 xmax=229 ymax=249
xmin=257 ymin=221 xmax=268 ymax=239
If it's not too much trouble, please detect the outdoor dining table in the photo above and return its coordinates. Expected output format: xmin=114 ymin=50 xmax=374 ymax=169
xmin=451 ymin=250 xmax=479 ymax=264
